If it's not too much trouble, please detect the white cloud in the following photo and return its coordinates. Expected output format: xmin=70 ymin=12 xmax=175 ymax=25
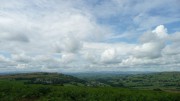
xmin=101 ymin=48 xmax=116 ymax=63
xmin=0 ymin=0 xmax=179 ymax=72
xmin=152 ymin=25 xmax=168 ymax=39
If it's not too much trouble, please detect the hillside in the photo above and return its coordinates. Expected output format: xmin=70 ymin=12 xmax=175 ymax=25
xmin=0 ymin=80 xmax=179 ymax=101
xmin=1 ymin=72 xmax=179 ymax=90
xmin=0 ymin=72 xmax=86 ymax=85
xmin=77 ymin=72 xmax=180 ymax=91
xmin=0 ymin=72 xmax=180 ymax=101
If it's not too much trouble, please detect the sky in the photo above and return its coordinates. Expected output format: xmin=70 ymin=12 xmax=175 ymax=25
xmin=0 ymin=0 xmax=180 ymax=73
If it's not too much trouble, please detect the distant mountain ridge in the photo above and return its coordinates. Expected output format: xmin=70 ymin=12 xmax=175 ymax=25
xmin=67 ymin=71 xmax=156 ymax=78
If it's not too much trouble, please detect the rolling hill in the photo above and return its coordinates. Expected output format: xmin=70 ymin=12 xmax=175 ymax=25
xmin=0 ymin=72 xmax=86 ymax=85
xmin=0 ymin=72 xmax=179 ymax=101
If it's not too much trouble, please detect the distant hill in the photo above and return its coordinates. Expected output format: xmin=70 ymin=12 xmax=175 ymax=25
xmin=76 ymin=71 xmax=180 ymax=90
xmin=67 ymin=71 xmax=154 ymax=78
xmin=0 ymin=71 xmax=179 ymax=90
xmin=0 ymin=72 xmax=86 ymax=85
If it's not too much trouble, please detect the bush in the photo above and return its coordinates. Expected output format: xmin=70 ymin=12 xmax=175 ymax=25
xmin=153 ymin=88 xmax=162 ymax=91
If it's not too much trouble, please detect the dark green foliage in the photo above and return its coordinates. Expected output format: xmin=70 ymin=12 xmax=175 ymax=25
xmin=153 ymin=88 xmax=162 ymax=91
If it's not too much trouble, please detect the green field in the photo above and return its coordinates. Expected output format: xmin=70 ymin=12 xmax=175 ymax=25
xmin=0 ymin=72 xmax=180 ymax=101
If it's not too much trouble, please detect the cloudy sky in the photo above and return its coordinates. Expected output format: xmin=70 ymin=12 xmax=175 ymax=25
xmin=0 ymin=0 xmax=180 ymax=72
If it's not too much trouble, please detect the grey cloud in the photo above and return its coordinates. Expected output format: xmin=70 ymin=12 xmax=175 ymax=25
xmin=0 ymin=55 xmax=9 ymax=63
xmin=0 ymin=55 xmax=16 ymax=68
xmin=135 ymin=25 xmax=169 ymax=59
xmin=139 ymin=31 xmax=157 ymax=43
xmin=139 ymin=25 xmax=168 ymax=43
xmin=54 ymin=36 xmax=82 ymax=53
xmin=0 ymin=32 xmax=29 ymax=43
xmin=134 ymin=42 xmax=165 ymax=59
xmin=163 ymin=43 xmax=180 ymax=55
xmin=162 ymin=32 xmax=180 ymax=55
xmin=60 ymin=53 xmax=76 ymax=64
xmin=11 ymin=53 xmax=32 ymax=63
xmin=7 ymin=33 xmax=29 ymax=43
xmin=170 ymin=32 xmax=180 ymax=42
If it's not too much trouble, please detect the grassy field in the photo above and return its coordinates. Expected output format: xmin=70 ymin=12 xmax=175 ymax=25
xmin=0 ymin=72 xmax=180 ymax=101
